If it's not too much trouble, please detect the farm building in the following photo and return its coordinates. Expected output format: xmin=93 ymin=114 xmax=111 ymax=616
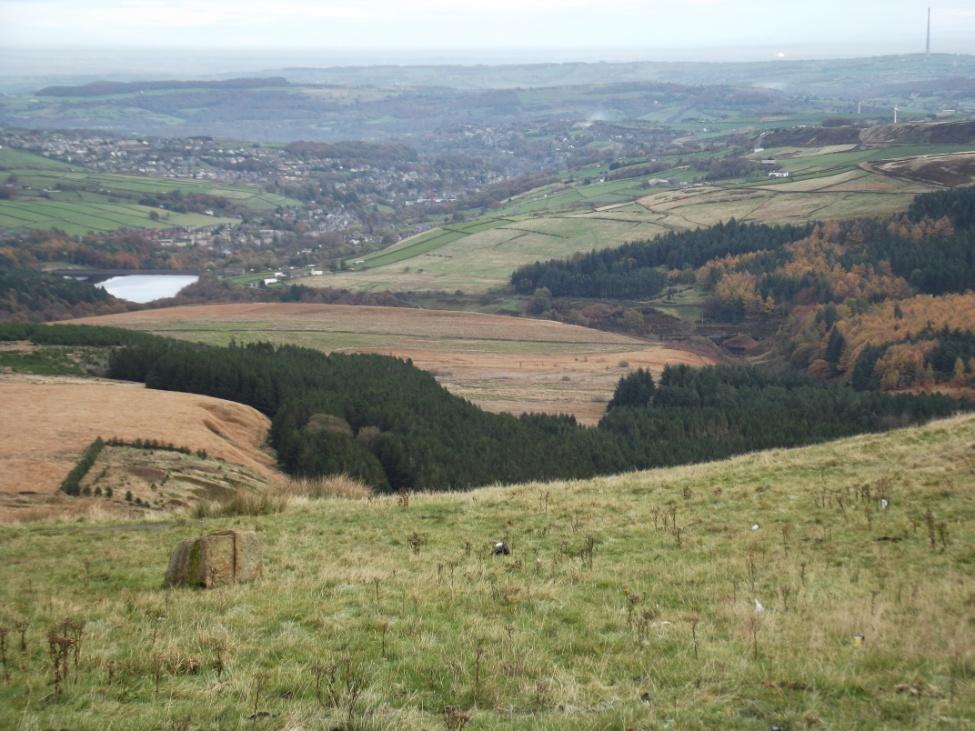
xmin=722 ymin=334 xmax=761 ymax=355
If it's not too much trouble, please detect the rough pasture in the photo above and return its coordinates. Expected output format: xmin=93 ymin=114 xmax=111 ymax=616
xmin=70 ymin=303 xmax=717 ymax=424
xmin=0 ymin=415 xmax=972 ymax=728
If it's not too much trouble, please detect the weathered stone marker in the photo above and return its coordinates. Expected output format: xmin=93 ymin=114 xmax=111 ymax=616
xmin=165 ymin=530 xmax=262 ymax=588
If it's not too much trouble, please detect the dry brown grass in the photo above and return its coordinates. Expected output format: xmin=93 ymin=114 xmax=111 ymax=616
xmin=69 ymin=302 xmax=642 ymax=345
xmin=285 ymin=475 xmax=373 ymax=501
xmin=191 ymin=475 xmax=372 ymax=517
xmin=69 ymin=304 xmax=716 ymax=424
xmin=193 ymin=490 xmax=289 ymax=518
xmin=867 ymin=151 xmax=975 ymax=187
xmin=0 ymin=375 xmax=283 ymax=520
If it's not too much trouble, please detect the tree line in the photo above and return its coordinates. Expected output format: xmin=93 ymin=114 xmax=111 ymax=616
xmin=0 ymin=266 xmax=131 ymax=322
xmin=9 ymin=324 xmax=964 ymax=493
xmin=510 ymin=220 xmax=811 ymax=298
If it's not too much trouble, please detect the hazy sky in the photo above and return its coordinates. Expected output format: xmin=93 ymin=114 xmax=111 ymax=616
xmin=1 ymin=0 xmax=973 ymax=62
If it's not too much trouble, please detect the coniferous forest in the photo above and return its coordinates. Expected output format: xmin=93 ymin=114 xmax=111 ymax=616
xmin=2 ymin=323 xmax=964 ymax=492
xmin=510 ymin=220 xmax=812 ymax=298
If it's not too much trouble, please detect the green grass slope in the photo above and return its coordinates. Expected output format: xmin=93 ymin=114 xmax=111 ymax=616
xmin=317 ymin=142 xmax=971 ymax=294
xmin=0 ymin=147 xmax=297 ymax=234
xmin=1 ymin=415 xmax=973 ymax=729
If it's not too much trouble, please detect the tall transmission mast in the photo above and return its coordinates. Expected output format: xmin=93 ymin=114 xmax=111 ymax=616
xmin=926 ymin=7 xmax=931 ymax=55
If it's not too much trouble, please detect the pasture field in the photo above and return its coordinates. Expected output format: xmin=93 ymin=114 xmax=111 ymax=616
xmin=0 ymin=198 xmax=235 ymax=235
xmin=0 ymin=145 xmax=297 ymax=233
xmin=0 ymin=413 xmax=972 ymax=728
xmin=315 ymin=142 xmax=972 ymax=295
xmin=70 ymin=303 xmax=716 ymax=424
xmin=315 ymin=156 xmax=943 ymax=294
xmin=327 ymin=215 xmax=676 ymax=293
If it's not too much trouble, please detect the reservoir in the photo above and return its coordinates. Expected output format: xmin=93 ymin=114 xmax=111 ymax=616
xmin=96 ymin=274 xmax=199 ymax=303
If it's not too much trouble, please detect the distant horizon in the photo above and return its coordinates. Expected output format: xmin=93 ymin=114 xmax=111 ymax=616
xmin=2 ymin=45 xmax=974 ymax=81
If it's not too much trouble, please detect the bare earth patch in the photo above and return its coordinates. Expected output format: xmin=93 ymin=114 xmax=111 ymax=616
xmin=71 ymin=303 xmax=717 ymax=424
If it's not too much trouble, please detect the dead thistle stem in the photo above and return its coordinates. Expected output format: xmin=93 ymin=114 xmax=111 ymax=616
xmin=47 ymin=632 xmax=73 ymax=697
xmin=343 ymin=661 xmax=367 ymax=726
xmin=251 ymin=671 xmax=267 ymax=730
xmin=153 ymin=654 xmax=163 ymax=695
xmin=473 ymin=642 xmax=484 ymax=703
xmin=60 ymin=619 xmax=85 ymax=671
xmin=0 ymin=627 xmax=9 ymax=681
xmin=749 ymin=617 xmax=760 ymax=661
xmin=925 ymin=509 xmax=937 ymax=550
xmin=443 ymin=705 xmax=472 ymax=730
xmin=408 ymin=531 xmax=426 ymax=555
xmin=15 ymin=620 xmax=29 ymax=653
xmin=312 ymin=662 xmax=339 ymax=709
xmin=311 ymin=657 xmax=368 ymax=723
xmin=690 ymin=617 xmax=700 ymax=660
xmin=582 ymin=535 xmax=596 ymax=569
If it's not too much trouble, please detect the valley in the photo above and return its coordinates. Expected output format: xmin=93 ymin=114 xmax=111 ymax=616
xmin=313 ymin=141 xmax=967 ymax=294
xmin=69 ymin=303 xmax=718 ymax=424
xmin=1 ymin=40 xmax=974 ymax=730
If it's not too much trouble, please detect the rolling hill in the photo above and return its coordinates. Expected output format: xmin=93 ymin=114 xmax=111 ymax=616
xmin=0 ymin=147 xmax=295 ymax=234
xmin=0 ymin=374 xmax=282 ymax=521
xmin=306 ymin=140 xmax=973 ymax=294
xmin=68 ymin=303 xmax=717 ymax=424
xmin=0 ymin=412 xmax=972 ymax=727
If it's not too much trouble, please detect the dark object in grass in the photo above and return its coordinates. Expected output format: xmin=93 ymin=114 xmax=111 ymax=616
xmin=493 ymin=541 xmax=510 ymax=556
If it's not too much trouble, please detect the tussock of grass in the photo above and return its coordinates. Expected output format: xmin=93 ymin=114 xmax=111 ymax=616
xmin=285 ymin=475 xmax=374 ymax=501
xmin=191 ymin=475 xmax=371 ymax=518
xmin=1 ymin=417 xmax=974 ymax=729
xmin=192 ymin=491 xmax=288 ymax=518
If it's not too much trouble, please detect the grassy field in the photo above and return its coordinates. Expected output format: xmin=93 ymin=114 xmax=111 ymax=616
xmin=312 ymin=142 xmax=970 ymax=295
xmin=0 ymin=344 xmax=99 ymax=377
xmin=324 ymin=215 xmax=676 ymax=293
xmin=0 ymin=413 xmax=972 ymax=728
xmin=70 ymin=303 xmax=715 ymax=425
xmin=0 ymin=147 xmax=296 ymax=234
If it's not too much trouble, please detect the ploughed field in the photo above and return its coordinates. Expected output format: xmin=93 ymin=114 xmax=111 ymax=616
xmin=0 ymin=375 xmax=279 ymax=521
xmin=0 ymin=414 xmax=972 ymax=728
xmin=71 ymin=303 xmax=716 ymax=424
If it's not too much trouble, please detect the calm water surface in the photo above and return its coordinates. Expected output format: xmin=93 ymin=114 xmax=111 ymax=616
xmin=96 ymin=275 xmax=199 ymax=303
